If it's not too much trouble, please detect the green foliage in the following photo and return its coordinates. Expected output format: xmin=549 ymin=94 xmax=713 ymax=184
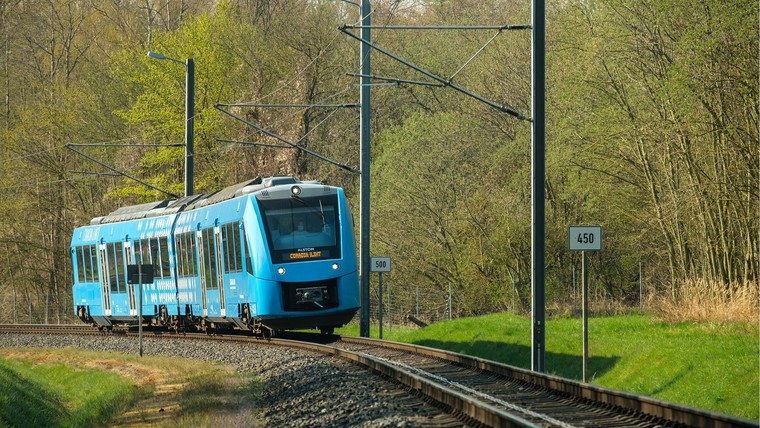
xmin=111 ymin=4 xmax=251 ymax=198
xmin=0 ymin=0 xmax=755 ymax=325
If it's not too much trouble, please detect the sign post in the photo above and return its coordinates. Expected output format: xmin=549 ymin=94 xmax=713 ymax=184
xmin=568 ymin=226 xmax=601 ymax=382
xmin=371 ymin=257 xmax=391 ymax=339
xmin=127 ymin=264 xmax=153 ymax=357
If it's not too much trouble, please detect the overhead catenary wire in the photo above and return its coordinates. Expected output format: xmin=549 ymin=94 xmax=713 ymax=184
xmin=223 ymin=85 xmax=357 ymax=153
xmin=65 ymin=144 xmax=179 ymax=198
xmin=339 ymin=26 xmax=527 ymax=120
xmin=215 ymin=105 xmax=360 ymax=174
xmin=447 ymin=28 xmax=505 ymax=82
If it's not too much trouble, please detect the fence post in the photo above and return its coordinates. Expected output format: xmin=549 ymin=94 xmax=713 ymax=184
xmin=448 ymin=283 xmax=452 ymax=320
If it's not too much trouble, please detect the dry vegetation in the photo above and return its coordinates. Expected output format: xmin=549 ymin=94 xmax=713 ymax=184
xmin=651 ymin=280 xmax=759 ymax=324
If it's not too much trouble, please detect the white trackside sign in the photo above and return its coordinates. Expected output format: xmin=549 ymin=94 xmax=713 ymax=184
xmin=568 ymin=226 xmax=602 ymax=251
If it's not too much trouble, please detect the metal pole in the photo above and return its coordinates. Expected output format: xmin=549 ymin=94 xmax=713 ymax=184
xmin=509 ymin=271 xmax=516 ymax=313
xmin=639 ymin=261 xmax=643 ymax=312
xmin=184 ymin=58 xmax=195 ymax=197
xmin=582 ymin=251 xmax=588 ymax=382
xmin=416 ymin=285 xmax=419 ymax=318
xmin=138 ymin=264 xmax=143 ymax=357
xmin=448 ymin=283 xmax=452 ymax=320
xmin=358 ymin=0 xmax=371 ymax=338
xmin=573 ymin=263 xmax=576 ymax=304
xmin=388 ymin=280 xmax=391 ymax=330
xmin=531 ymin=0 xmax=546 ymax=373
xmin=378 ymin=272 xmax=383 ymax=339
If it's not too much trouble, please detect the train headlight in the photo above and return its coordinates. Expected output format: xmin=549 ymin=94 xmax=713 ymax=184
xmin=277 ymin=267 xmax=286 ymax=275
xmin=332 ymin=263 xmax=339 ymax=270
xmin=291 ymin=185 xmax=302 ymax=196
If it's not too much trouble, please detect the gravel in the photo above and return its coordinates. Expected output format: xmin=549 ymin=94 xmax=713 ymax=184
xmin=0 ymin=334 xmax=465 ymax=427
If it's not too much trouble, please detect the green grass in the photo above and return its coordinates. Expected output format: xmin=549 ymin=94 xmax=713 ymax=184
xmin=337 ymin=313 xmax=759 ymax=420
xmin=0 ymin=349 xmax=264 ymax=427
xmin=0 ymin=356 xmax=138 ymax=427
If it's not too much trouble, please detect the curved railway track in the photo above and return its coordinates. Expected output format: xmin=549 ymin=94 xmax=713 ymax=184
xmin=0 ymin=324 xmax=756 ymax=428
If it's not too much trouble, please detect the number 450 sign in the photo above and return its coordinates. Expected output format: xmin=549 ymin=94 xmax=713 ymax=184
xmin=568 ymin=226 xmax=602 ymax=251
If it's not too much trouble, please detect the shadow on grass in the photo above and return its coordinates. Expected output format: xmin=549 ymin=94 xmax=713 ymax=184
xmin=0 ymin=366 xmax=66 ymax=427
xmin=411 ymin=339 xmax=620 ymax=381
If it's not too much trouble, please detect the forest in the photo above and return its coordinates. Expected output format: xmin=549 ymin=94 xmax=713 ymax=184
xmin=0 ymin=0 xmax=756 ymax=324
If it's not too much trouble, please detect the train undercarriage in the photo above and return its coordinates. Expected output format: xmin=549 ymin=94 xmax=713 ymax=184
xmin=75 ymin=303 xmax=347 ymax=336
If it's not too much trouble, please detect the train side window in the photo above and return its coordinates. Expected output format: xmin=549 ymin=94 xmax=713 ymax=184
xmin=222 ymin=223 xmax=232 ymax=272
xmin=175 ymin=232 xmax=198 ymax=278
xmin=83 ymin=245 xmax=95 ymax=283
xmin=75 ymin=246 xmax=86 ymax=282
xmin=159 ymin=237 xmax=171 ymax=278
xmin=242 ymin=226 xmax=252 ymax=274
xmin=149 ymin=238 xmax=161 ymax=278
xmin=202 ymin=228 xmax=218 ymax=290
xmin=107 ymin=243 xmax=121 ymax=293
xmin=187 ymin=232 xmax=198 ymax=276
xmin=133 ymin=240 xmax=142 ymax=264
xmin=86 ymin=245 xmax=95 ymax=282
xmin=141 ymin=240 xmax=150 ymax=266
xmin=232 ymin=222 xmax=241 ymax=272
xmin=176 ymin=234 xmax=186 ymax=277
xmin=116 ymin=243 xmax=126 ymax=292
xmin=222 ymin=222 xmax=242 ymax=273
xmin=89 ymin=245 xmax=99 ymax=282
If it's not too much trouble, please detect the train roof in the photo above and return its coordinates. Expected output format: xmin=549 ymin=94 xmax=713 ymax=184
xmin=89 ymin=176 xmax=314 ymax=225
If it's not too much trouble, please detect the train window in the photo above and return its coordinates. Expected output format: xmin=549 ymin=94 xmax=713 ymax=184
xmin=141 ymin=240 xmax=151 ymax=266
xmin=174 ymin=231 xmax=198 ymax=278
xmin=258 ymin=194 xmax=341 ymax=263
xmin=243 ymin=227 xmax=252 ymax=274
xmin=88 ymin=245 xmax=98 ymax=282
xmin=222 ymin=222 xmax=242 ymax=273
xmin=75 ymin=245 xmax=99 ymax=283
xmin=159 ymin=237 xmax=171 ymax=278
xmin=149 ymin=238 xmax=161 ymax=278
xmin=75 ymin=247 xmax=86 ymax=282
xmin=106 ymin=242 xmax=125 ymax=293
xmin=116 ymin=244 xmax=125 ymax=292
xmin=133 ymin=240 xmax=142 ymax=263
xmin=187 ymin=232 xmax=198 ymax=276
xmin=201 ymin=228 xmax=218 ymax=290
xmin=175 ymin=234 xmax=185 ymax=277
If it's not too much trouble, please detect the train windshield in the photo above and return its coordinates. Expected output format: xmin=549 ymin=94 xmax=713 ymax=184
xmin=258 ymin=194 xmax=341 ymax=263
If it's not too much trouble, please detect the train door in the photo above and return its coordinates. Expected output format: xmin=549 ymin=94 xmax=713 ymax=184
xmin=214 ymin=226 xmax=226 ymax=317
xmin=196 ymin=230 xmax=209 ymax=316
xmin=196 ymin=227 xmax=225 ymax=317
xmin=124 ymin=241 xmax=137 ymax=316
xmin=98 ymin=243 xmax=111 ymax=316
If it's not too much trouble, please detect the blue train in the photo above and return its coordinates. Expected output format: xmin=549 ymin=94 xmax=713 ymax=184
xmin=70 ymin=176 xmax=360 ymax=335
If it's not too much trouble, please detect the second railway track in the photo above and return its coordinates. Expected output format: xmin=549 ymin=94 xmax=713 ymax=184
xmin=0 ymin=324 xmax=757 ymax=428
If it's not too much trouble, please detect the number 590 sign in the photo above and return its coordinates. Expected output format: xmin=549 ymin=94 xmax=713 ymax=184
xmin=568 ymin=226 xmax=602 ymax=251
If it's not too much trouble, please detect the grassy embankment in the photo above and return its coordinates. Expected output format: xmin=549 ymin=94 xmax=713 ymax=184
xmin=338 ymin=313 xmax=759 ymax=420
xmin=0 ymin=348 xmax=262 ymax=427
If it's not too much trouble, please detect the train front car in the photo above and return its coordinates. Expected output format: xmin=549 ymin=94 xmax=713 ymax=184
xmin=249 ymin=178 xmax=359 ymax=335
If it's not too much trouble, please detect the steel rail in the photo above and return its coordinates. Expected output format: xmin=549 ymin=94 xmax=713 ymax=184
xmin=336 ymin=336 xmax=759 ymax=428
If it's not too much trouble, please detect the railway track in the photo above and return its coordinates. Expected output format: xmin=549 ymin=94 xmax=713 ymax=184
xmin=1 ymin=324 xmax=757 ymax=428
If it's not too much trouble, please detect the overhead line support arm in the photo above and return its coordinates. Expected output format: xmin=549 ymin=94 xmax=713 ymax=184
xmin=341 ymin=24 xmax=532 ymax=30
